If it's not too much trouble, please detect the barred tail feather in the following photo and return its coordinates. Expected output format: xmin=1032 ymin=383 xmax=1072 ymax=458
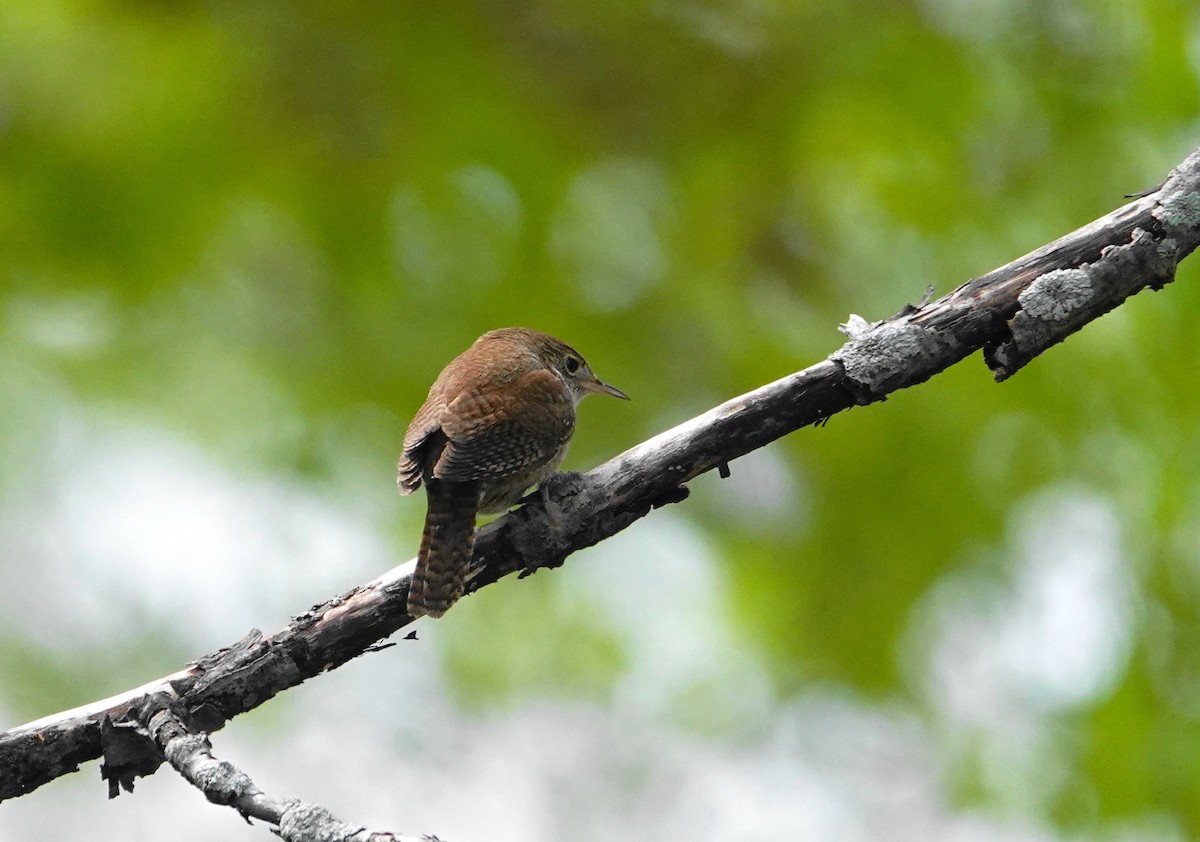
xmin=408 ymin=479 xmax=480 ymax=618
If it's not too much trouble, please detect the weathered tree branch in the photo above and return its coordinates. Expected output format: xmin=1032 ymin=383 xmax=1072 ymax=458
xmin=3 ymin=144 xmax=1200 ymax=830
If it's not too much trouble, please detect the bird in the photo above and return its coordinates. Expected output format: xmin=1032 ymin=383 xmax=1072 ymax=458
xmin=398 ymin=327 xmax=628 ymax=618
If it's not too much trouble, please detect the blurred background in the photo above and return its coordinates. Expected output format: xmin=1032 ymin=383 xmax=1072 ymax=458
xmin=1 ymin=0 xmax=1199 ymax=839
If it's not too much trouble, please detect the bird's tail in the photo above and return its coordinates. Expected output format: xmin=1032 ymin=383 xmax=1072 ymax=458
xmin=408 ymin=479 xmax=480 ymax=618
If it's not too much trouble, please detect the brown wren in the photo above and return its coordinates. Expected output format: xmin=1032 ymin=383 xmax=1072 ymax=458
xmin=398 ymin=328 xmax=628 ymax=618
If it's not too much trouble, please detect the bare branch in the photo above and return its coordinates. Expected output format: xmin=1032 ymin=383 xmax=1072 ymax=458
xmin=120 ymin=693 xmax=433 ymax=842
xmin=3 ymin=143 xmax=1200 ymax=812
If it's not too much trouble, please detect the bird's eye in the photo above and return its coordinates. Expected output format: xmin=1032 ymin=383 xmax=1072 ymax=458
xmin=564 ymin=355 xmax=581 ymax=375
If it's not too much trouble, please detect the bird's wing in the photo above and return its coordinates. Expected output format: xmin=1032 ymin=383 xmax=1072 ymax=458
xmin=432 ymin=368 xmax=575 ymax=483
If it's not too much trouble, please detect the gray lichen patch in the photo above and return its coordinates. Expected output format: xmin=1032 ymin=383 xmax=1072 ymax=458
xmin=1153 ymin=190 xmax=1200 ymax=227
xmin=1017 ymin=269 xmax=1093 ymax=322
xmin=987 ymin=226 xmax=1184 ymax=382
xmin=833 ymin=318 xmax=960 ymax=397
xmin=990 ymin=267 xmax=1103 ymax=381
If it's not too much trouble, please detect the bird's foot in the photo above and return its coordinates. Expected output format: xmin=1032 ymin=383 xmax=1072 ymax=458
xmin=537 ymin=470 xmax=587 ymax=526
xmin=514 ymin=471 xmax=589 ymax=577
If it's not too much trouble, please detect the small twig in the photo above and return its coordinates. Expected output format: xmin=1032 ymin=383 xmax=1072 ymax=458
xmin=363 ymin=641 xmax=398 ymax=654
xmin=135 ymin=693 xmax=437 ymax=842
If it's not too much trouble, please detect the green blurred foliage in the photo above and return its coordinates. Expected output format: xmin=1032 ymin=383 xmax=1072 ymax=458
xmin=3 ymin=0 xmax=1200 ymax=834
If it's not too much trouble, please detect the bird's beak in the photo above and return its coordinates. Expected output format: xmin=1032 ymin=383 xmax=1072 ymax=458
xmin=588 ymin=378 xmax=630 ymax=400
